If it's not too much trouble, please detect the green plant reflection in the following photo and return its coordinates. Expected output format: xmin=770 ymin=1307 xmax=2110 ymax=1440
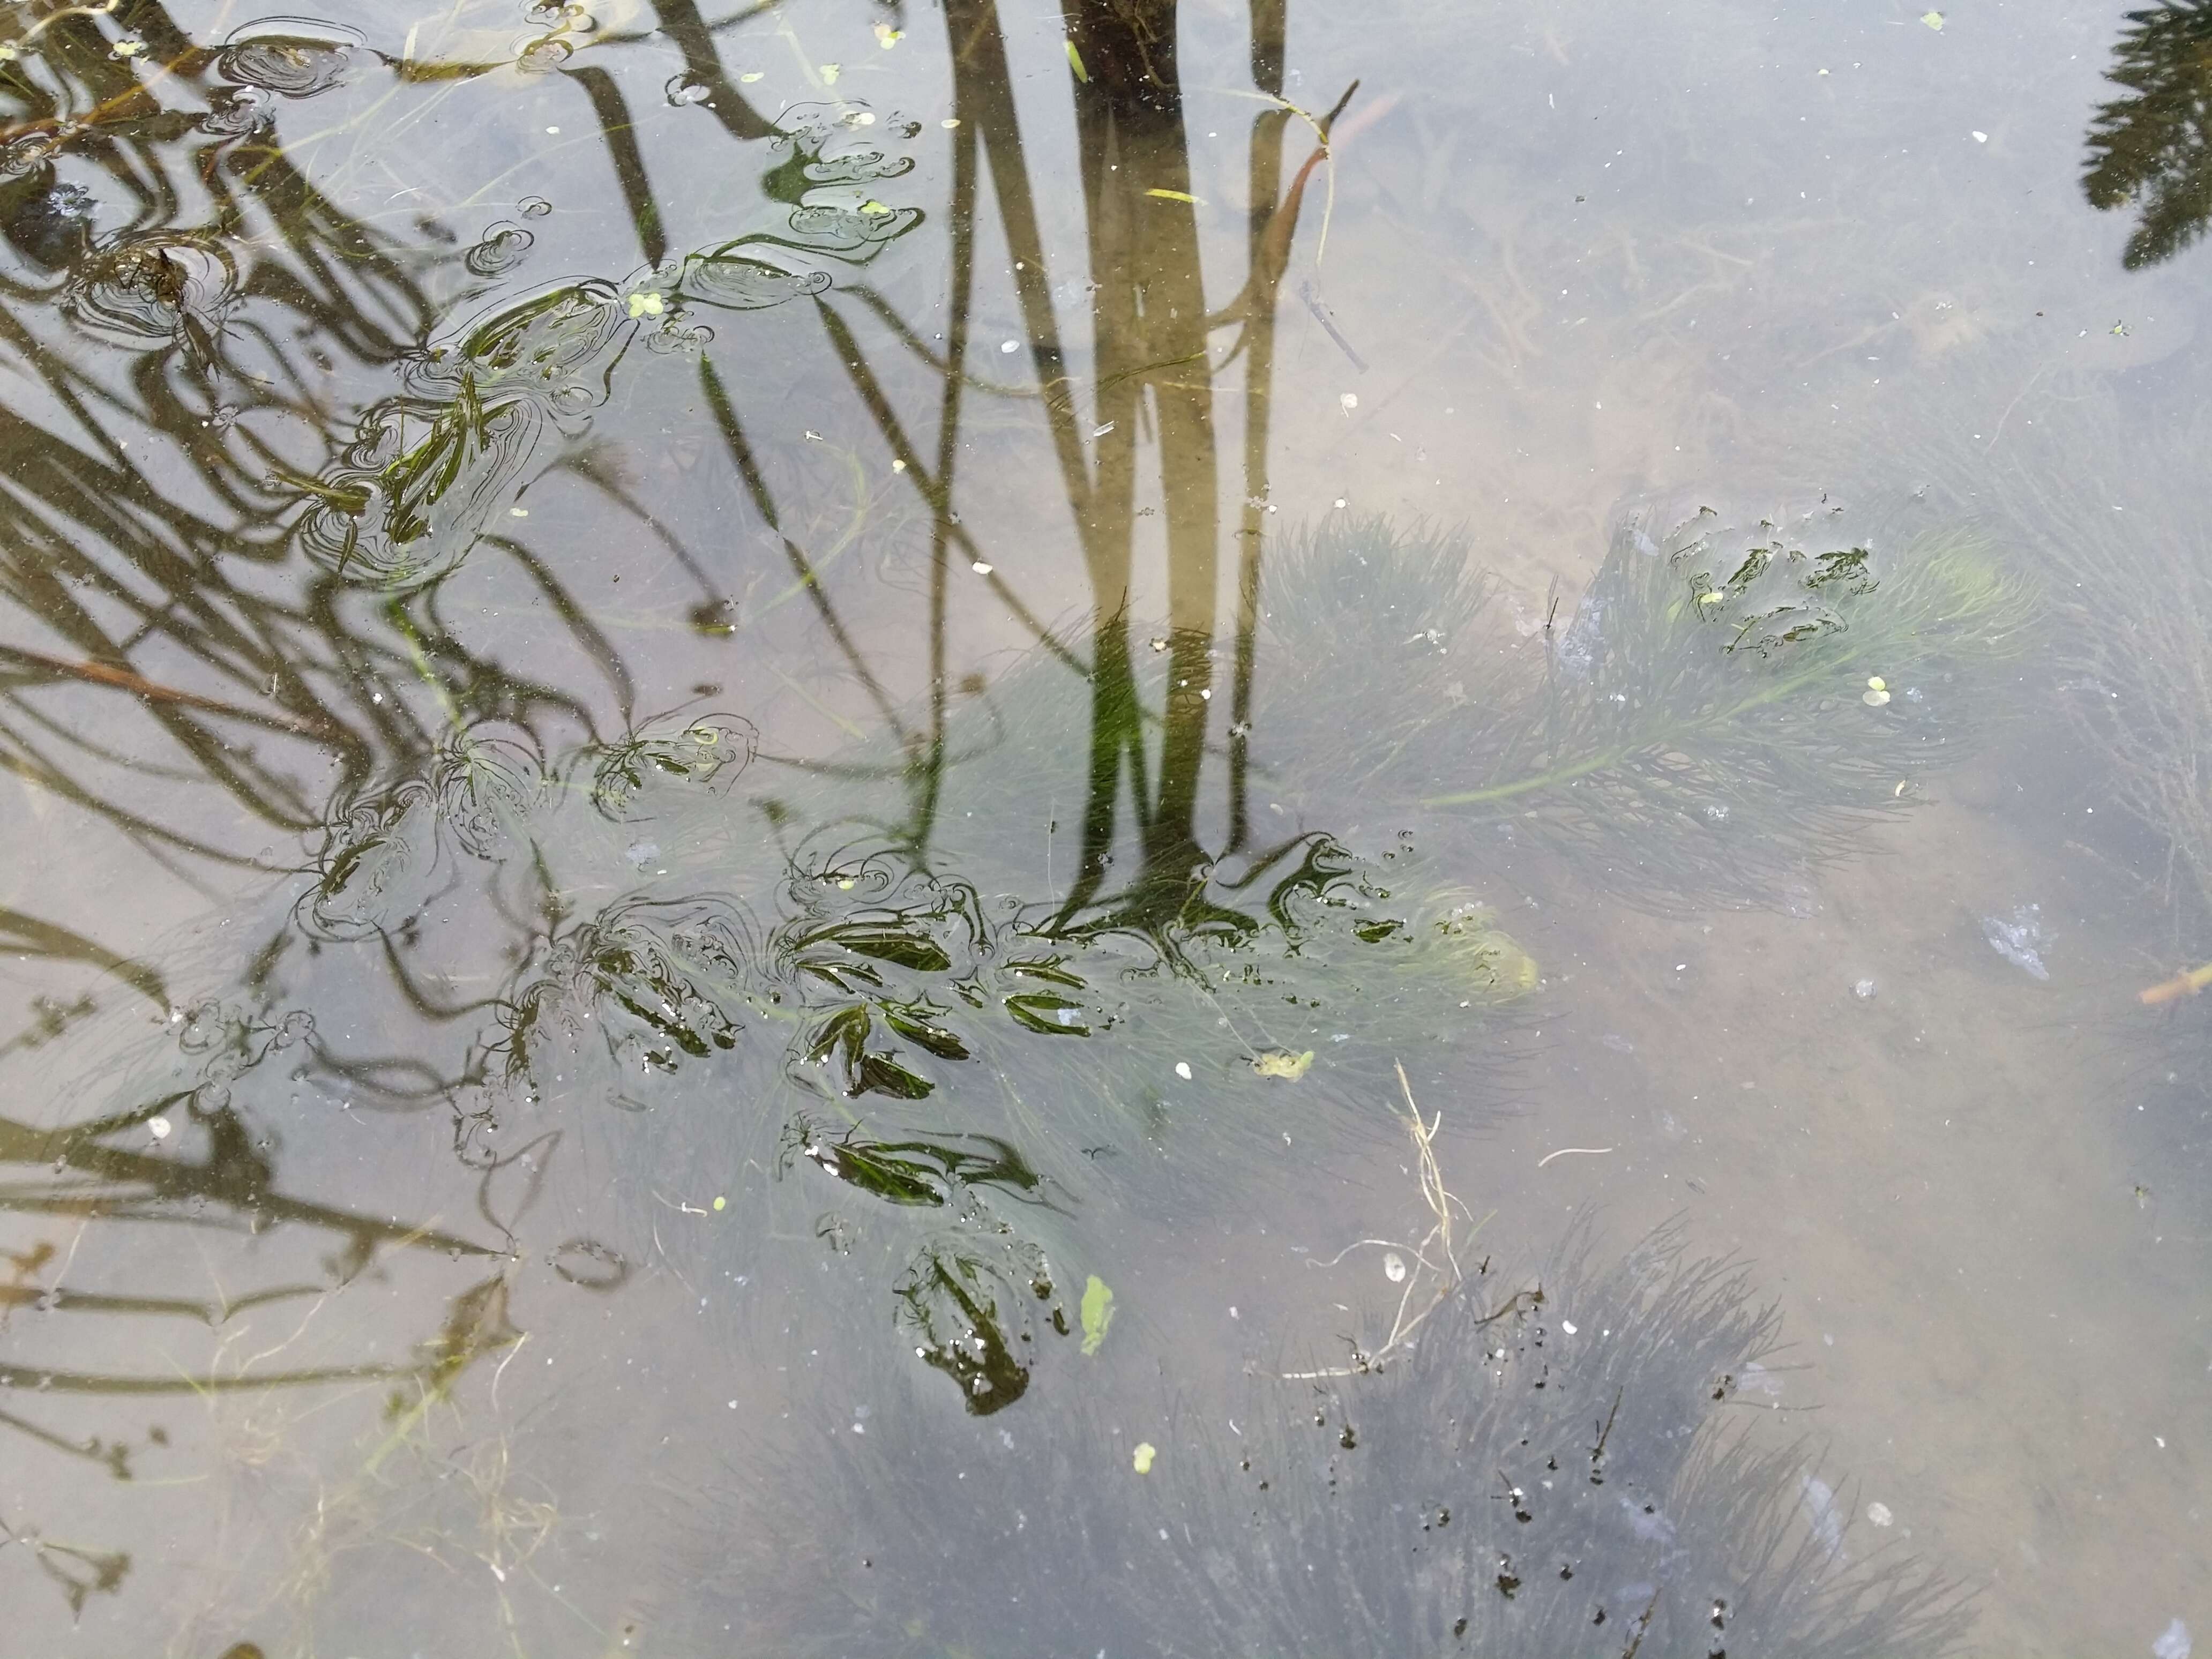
xmin=2084 ymin=1 xmax=2212 ymax=268
xmin=0 ymin=0 xmax=2005 ymax=1643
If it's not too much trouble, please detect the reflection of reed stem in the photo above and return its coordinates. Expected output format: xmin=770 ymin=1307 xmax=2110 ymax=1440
xmin=0 ymin=642 xmax=341 ymax=739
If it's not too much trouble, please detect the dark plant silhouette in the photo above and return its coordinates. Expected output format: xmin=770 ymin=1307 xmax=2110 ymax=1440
xmin=2084 ymin=1 xmax=2212 ymax=267
xmin=679 ymin=1227 xmax=1968 ymax=1659
xmin=0 ymin=0 xmax=1341 ymax=1628
xmin=0 ymin=0 xmax=2009 ymax=1646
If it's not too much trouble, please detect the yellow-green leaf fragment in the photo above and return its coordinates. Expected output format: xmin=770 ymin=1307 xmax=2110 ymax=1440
xmin=1080 ymin=1274 xmax=1116 ymax=1354
xmin=1145 ymin=188 xmax=1203 ymax=204
xmin=1920 ymin=9 xmax=1943 ymax=27
xmin=1065 ymin=39 xmax=1088 ymax=81
xmin=1132 ymin=1441 xmax=1156 ymax=1474
xmin=1251 ymin=1048 xmax=1314 ymax=1080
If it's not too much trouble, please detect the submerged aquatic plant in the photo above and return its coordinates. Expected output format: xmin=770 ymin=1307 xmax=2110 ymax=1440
xmin=681 ymin=1226 xmax=1966 ymax=1658
xmin=279 ymin=704 xmax=1537 ymax=1407
xmin=1256 ymin=507 xmax=2034 ymax=906
xmin=1912 ymin=380 xmax=2212 ymax=962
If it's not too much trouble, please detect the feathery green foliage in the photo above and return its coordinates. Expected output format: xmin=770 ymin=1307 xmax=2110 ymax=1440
xmin=681 ymin=1225 xmax=1967 ymax=1658
xmin=1259 ymin=509 xmax=2035 ymax=906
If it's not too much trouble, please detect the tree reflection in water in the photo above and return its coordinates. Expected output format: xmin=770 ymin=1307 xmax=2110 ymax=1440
xmin=0 ymin=0 xmax=1975 ymax=1648
xmin=2084 ymin=1 xmax=2212 ymax=269
xmin=0 ymin=0 xmax=1365 ymax=1635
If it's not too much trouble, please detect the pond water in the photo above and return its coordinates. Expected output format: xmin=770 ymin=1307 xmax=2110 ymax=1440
xmin=2 ymin=0 xmax=2208 ymax=1654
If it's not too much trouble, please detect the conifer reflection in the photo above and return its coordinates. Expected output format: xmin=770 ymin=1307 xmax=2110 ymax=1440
xmin=2084 ymin=1 xmax=2212 ymax=267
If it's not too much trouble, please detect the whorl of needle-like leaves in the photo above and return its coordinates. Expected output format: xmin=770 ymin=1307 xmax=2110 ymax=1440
xmin=679 ymin=1225 xmax=1967 ymax=1658
xmin=1258 ymin=507 xmax=2034 ymax=908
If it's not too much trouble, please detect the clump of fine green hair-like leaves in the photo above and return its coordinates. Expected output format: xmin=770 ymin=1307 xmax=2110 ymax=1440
xmin=1256 ymin=505 xmax=2035 ymax=907
xmin=1916 ymin=377 xmax=2212 ymax=935
xmin=673 ymin=1224 xmax=1968 ymax=1659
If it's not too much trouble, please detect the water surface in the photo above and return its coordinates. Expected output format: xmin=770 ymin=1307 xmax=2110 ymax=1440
xmin=1 ymin=0 xmax=2207 ymax=1654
